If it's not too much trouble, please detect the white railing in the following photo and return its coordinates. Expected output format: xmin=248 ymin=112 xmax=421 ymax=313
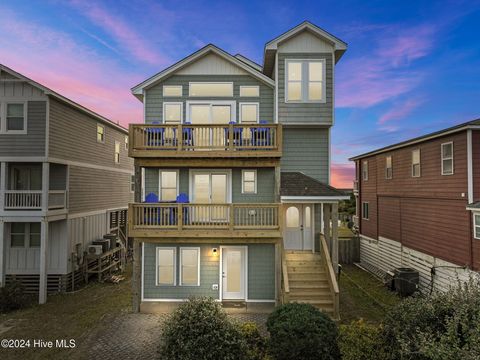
xmin=4 ymin=190 xmax=42 ymax=209
xmin=48 ymin=190 xmax=67 ymax=210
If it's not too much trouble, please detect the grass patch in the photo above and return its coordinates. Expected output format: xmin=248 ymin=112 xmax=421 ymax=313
xmin=0 ymin=266 xmax=132 ymax=360
xmin=338 ymin=225 xmax=354 ymax=238
xmin=339 ymin=264 xmax=401 ymax=324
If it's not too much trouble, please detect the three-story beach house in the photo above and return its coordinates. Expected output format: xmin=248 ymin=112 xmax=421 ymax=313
xmin=128 ymin=22 xmax=348 ymax=317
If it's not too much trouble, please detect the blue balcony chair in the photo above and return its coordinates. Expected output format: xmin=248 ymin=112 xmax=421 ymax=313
xmin=182 ymin=122 xmax=194 ymax=148
xmin=146 ymin=122 xmax=165 ymax=147
xmin=224 ymin=121 xmax=243 ymax=149
xmin=251 ymin=120 xmax=271 ymax=147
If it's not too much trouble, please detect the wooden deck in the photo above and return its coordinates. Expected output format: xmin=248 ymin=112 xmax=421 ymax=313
xmin=129 ymin=123 xmax=282 ymax=159
xmin=128 ymin=202 xmax=282 ymax=239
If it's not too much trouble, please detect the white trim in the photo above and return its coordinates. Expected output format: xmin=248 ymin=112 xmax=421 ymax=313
xmin=241 ymin=169 xmax=257 ymax=194
xmin=274 ymin=51 xmax=278 ymax=124
xmin=1 ymin=101 xmax=28 ymax=134
xmin=239 ymin=86 xmax=260 ymax=97
xmin=141 ymin=242 xmax=145 ymax=302
xmin=179 ymin=247 xmax=201 ymax=286
xmin=141 ymin=168 xmax=145 ymax=201
xmin=235 ymin=54 xmax=263 ymax=72
xmin=162 ymin=85 xmax=183 ymax=97
xmin=467 ymin=130 xmax=473 ymax=203
xmin=162 ymin=102 xmax=183 ymax=124
xmin=220 ymin=245 xmax=248 ymax=301
xmin=412 ymin=149 xmax=421 ymax=177
xmin=189 ymin=82 xmax=233 ymax=97
xmin=189 ymin=169 xmax=232 ymax=203
xmin=328 ymin=128 xmax=331 ymax=184
xmin=131 ymin=45 xmax=274 ymax=95
xmin=239 ymin=102 xmax=259 ymax=124
xmin=284 ymin=59 xmax=326 ymax=104
xmin=186 ymin=100 xmax=236 ymax=124
xmin=472 ymin=212 xmax=480 ymax=240
xmin=141 ymin=298 xmax=190 ymax=302
xmin=441 ymin=141 xmax=454 ymax=175
xmin=245 ymin=299 xmax=276 ymax=303
xmin=0 ymin=157 xmax=46 ymax=162
xmin=155 ymin=247 xmax=177 ymax=286
xmin=281 ymin=196 xmax=349 ymax=202
xmin=158 ymin=169 xmax=179 ymax=201
xmin=47 ymin=157 xmax=133 ymax=175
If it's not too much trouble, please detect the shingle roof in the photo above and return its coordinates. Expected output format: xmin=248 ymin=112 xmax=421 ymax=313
xmin=280 ymin=172 xmax=347 ymax=197
xmin=467 ymin=202 xmax=480 ymax=210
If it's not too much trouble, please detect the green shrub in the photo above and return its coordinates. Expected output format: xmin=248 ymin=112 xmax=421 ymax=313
xmin=239 ymin=322 xmax=268 ymax=360
xmin=383 ymin=277 xmax=480 ymax=360
xmin=338 ymin=320 xmax=388 ymax=360
xmin=160 ymin=297 xmax=247 ymax=360
xmin=266 ymin=303 xmax=340 ymax=360
xmin=0 ymin=280 xmax=30 ymax=313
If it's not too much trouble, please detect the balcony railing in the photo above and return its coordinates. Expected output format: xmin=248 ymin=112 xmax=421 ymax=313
xmin=353 ymin=180 xmax=359 ymax=194
xmin=3 ymin=190 xmax=67 ymax=210
xmin=129 ymin=203 xmax=282 ymax=238
xmin=129 ymin=123 xmax=282 ymax=158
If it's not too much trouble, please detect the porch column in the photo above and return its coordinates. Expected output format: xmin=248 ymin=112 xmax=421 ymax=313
xmin=331 ymin=202 xmax=339 ymax=276
xmin=39 ymin=219 xmax=49 ymax=304
xmin=274 ymin=165 xmax=281 ymax=203
xmin=275 ymin=241 xmax=282 ymax=305
xmin=132 ymin=239 xmax=142 ymax=312
xmin=0 ymin=162 xmax=5 ymax=212
xmin=134 ymin=161 xmax=142 ymax=203
xmin=323 ymin=203 xmax=331 ymax=251
xmin=41 ymin=162 xmax=50 ymax=212
xmin=0 ymin=220 xmax=5 ymax=287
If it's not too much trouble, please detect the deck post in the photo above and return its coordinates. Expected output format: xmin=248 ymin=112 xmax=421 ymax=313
xmin=41 ymin=162 xmax=50 ymax=212
xmin=0 ymin=162 xmax=5 ymax=212
xmin=275 ymin=241 xmax=282 ymax=305
xmin=134 ymin=161 xmax=142 ymax=203
xmin=323 ymin=203 xmax=331 ymax=251
xmin=39 ymin=219 xmax=49 ymax=304
xmin=331 ymin=202 xmax=339 ymax=277
xmin=132 ymin=239 xmax=142 ymax=312
xmin=0 ymin=220 xmax=4 ymax=287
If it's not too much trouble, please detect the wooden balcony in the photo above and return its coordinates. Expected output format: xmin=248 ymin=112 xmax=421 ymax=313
xmin=129 ymin=124 xmax=282 ymax=160
xmin=128 ymin=203 xmax=282 ymax=239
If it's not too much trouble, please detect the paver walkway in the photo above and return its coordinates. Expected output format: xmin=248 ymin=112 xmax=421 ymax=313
xmin=82 ymin=312 xmax=268 ymax=360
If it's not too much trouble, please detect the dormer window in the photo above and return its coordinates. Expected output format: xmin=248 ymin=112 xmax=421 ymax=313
xmin=285 ymin=59 xmax=325 ymax=103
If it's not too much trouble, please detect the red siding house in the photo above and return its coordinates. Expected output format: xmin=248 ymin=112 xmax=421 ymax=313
xmin=350 ymin=119 xmax=480 ymax=292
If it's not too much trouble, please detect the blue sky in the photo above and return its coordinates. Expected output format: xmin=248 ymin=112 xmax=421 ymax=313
xmin=1 ymin=0 xmax=479 ymax=186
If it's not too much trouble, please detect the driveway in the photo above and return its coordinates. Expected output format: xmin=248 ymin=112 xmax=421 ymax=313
xmin=80 ymin=312 xmax=268 ymax=360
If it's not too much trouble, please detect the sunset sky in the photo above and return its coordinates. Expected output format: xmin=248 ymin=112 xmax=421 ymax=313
xmin=1 ymin=0 xmax=479 ymax=188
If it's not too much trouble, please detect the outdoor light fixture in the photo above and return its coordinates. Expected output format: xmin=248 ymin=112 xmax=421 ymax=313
xmin=212 ymin=248 xmax=218 ymax=256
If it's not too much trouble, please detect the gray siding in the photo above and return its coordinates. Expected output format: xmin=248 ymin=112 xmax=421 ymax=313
xmin=48 ymin=98 xmax=132 ymax=171
xmin=248 ymin=244 xmax=275 ymax=300
xmin=144 ymin=168 xmax=274 ymax=203
xmin=281 ymin=127 xmax=329 ymax=183
xmin=0 ymin=101 xmax=46 ymax=157
xmin=145 ymin=75 xmax=274 ymax=124
xmin=68 ymin=166 xmax=133 ymax=214
xmin=277 ymin=53 xmax=333 ymax=125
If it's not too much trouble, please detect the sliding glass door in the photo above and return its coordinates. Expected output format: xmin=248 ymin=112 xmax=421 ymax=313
xmin=192 ymin=172 xmax=229 ymax=222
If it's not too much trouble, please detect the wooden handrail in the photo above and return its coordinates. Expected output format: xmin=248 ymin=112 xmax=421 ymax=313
xmin=320 ymin=234 xmax=340 ymax=319
xmin=282 ymin=251 xmax=290 ymax=295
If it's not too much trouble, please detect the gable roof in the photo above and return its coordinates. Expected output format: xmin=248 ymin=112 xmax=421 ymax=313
xmin=349 ymin=118 xmax=480 ymax=161
xmin=280 ymin=172 xmax=348 ymax=198
xmin=234 ymin=54 xmax=263 ymax=72
xmin=131 ymin=44 xmax=275 ymax=100
xmin=263 ymin=21 xmax=348 ymax=76
xmin=0 ymin=64 xmax=128 ymax=134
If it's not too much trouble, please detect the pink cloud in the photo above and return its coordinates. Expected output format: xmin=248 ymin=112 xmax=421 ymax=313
xmin=69 ymin=1 xmax=168 ymax=65
xmin=337 ymin=24 xmax=437 ymax=108
xmin=331 ymin=163 xmax=355 ymax=189
xmin=378 ymin=98 xmax=425 ymax=125
xmin=0 ymin=7 xmax=142 ymax=126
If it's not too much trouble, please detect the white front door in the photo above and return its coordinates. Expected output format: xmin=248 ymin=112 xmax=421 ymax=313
xmin=222 ymin=246 xmax=246 ymax=300
xmin=284 ymin=204 xmax=314 ymax=250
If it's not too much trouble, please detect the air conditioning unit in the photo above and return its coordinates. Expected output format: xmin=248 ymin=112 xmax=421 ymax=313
xmin=88 ymin=245 xmax=103 ymax=256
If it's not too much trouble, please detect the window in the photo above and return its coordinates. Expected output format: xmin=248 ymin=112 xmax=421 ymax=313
xmin=180 ymin=247 xmax=200 ymax=286
xmin=189 ymin=82 xmax=233 ymax=97
xmin=163 ymin=103 xmax=182 ymax=124
xmin=125 ymin=136 xmax=129 ymax=150
xmin=239 ymin=86 xmax=259 ymax=97
xmin=362 ymin=202 xmax=369 ymax=220
xmin=385 ymin=156 xmax=392 ymax=179
xmin=474 ymin=214 xmax=480 ymax=239
xmin=5 ymin=103 xmax=26 ymax=132
xmin=156 ymin=247 xmax=176 ymax=286
xmin=163 ymin=85 xmax=182 ymax=97
xmin=239 ymin=103 xmax=259 ymax=124
xmin=188 ymin=101 xmax=235 ymax=124
xmin=159 ymin=170 xmax=178 ymax=201
xmin=362 ymin=160 xmax=368 ymax=181
xmin=10 ymin=223 xmax=40 ymax=247
xmin=114 ymin=141 xmax=120 ymax=163
xmin=285 ymin=60 xmax=325 ymax=102
xmin=286 ymin=206 xmax=300 ymax=227
xmin=412 ymin=149 xmax=421 ymax=177
xmin=97 ymin=124 xmax=105 ymax=143
xmin=242 ymin=170 xmax=257 ymax=194
xmin=441 ymin=142 xmax=454 ymax=175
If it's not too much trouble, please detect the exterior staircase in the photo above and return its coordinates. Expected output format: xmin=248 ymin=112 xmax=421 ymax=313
xmin=283 ymin=250 xmax=337 ymax=317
